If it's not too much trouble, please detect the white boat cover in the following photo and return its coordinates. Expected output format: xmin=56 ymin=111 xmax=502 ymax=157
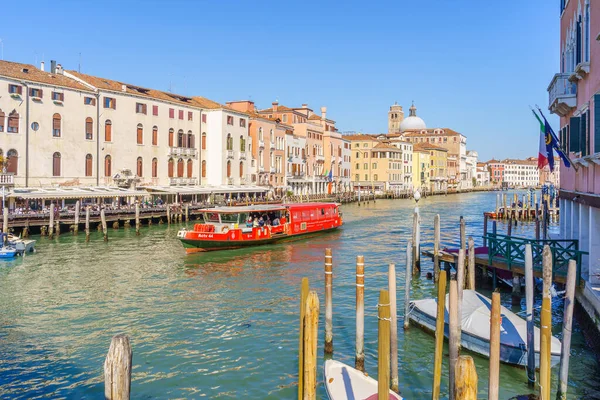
xmin=324 ymin=360 xmax=402 ymax=400
xmin=411 ymin=290 xmax=561 ymax=355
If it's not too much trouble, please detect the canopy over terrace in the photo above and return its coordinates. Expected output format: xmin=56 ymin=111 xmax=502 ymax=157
xmin=140 ymin=185 xmax=270 ymax=201
xmin=7 ymin=186 xmax=148 ymax=200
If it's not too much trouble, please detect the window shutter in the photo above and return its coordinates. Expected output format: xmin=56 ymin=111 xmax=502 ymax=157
xmin=39 ymin=89 xmax=43 ymax=98
xmin=595 ymin=94 xmax=600 ymax=153
xmin=569 ymin=116 xmax=581 ymax=153
xmin=143 ymin=104 xmax=147 ymax=114
xmin=17 ymin=85 xmax=22 ymax=94
xmin=113 ymin=98 xmax=117 ymax=109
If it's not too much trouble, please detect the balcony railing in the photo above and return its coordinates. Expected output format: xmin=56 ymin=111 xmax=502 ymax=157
xmin=227 ymin=150 xmax=234 ymax=159
xmin=258 ymin=166 xmax=265 ymax=173
xmin=239 ymin=151 xmax=247 ymax=160
xmin=169 ymin=177 xmax=197 ymax=185
xmin=270 ymin=167 xmax=276 ymax=173
xmin=0 ymin=173 xmax=15 ymax=185
xmin=548 ymin=73 xmax=577 ymax=117
xmin=270 ymin=142 xmax=275 ymax=150
xmin=168 ymin=147 xmax=197 ymax=158
xmin=315 ymin=154 xmax=325 ymax=162
xmin=258 ymin=140 xmax=265 ymax=148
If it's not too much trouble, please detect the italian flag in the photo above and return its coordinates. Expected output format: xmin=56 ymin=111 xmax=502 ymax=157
xmin=534 ymin=110 xmax=548 ymax=170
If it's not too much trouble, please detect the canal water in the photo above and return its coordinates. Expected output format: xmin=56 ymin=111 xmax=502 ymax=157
xmin=0 ymin=191 xmax=598 ymax=399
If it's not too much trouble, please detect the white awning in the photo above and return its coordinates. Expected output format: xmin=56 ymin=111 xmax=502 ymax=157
xmin=139 ymin=185 xmax=269 ymax=195
xmin=7 ymin=186 xmax=148 ymax=200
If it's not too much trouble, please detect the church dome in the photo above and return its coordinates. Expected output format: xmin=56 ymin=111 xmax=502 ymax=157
xmin=400 ymin=102 xmax=426 ymax=132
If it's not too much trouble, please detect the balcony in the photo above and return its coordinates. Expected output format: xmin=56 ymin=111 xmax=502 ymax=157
xmin=270 ymin=167 xmax=276 ymax=173
xmin=258 ymin=166 xmax=265 ymax=173
xmin=568 ymin=62 xmax=590 ymax=82
xmin=0 ymin=173 xmax=15 ymax=186
xmin=270 ymin=141 xmax=275 ymax=150
xmin=168 ymin=147 xmax=198 ymax=158
xmin=227 ymin=150 xmax=234 ymax=159
xmin=227 ymin=177 xmax=234 ymax=185
xmin=258 ymin=140 xmax=265 ymax=149
xmin=548 ymin=73 xmax=577 ymax=117
xmin=169 ymin=177 xmax=197 ymax=185
xmin=315 ymin=154 xmax=325 ymax=162
xmin=239 ymin=151 xmax=247 ymax=160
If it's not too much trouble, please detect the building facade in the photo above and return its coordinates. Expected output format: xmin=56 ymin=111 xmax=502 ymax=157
xmin=502 ymin=159 xmax=539 ymax=188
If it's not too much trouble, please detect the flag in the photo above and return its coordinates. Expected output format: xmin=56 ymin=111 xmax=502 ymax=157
xmin=534 ymin=110 xmax=550 ymax=170
xmin=536 ymin=107 xmax=572 ymax=169
xmin=327 ymin=169 xmax=333 ymax=182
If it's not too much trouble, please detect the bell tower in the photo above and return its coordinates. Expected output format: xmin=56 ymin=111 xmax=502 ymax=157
xmin=388 ymin=102 xmax=404 ymax=134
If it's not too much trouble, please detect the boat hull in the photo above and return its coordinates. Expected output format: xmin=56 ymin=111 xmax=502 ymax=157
xmin=324 ymin=360 xmax=402 ymax=400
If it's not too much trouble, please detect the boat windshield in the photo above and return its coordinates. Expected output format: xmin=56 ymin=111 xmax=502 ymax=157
xmin=204 ymin=212 xmax=221 ymax=223
xmin=221 ymin=213 xmax=240 ymax=224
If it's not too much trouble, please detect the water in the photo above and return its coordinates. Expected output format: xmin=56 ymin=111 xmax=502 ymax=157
xmin=0 ymin=191 xmax=598 ymax=399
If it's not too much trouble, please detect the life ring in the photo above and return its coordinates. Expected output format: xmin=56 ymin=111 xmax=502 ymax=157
xmin=222 ymin=226 xmax=229 ymax=233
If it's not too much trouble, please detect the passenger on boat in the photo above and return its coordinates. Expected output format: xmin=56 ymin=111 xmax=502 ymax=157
xmin=253 ymin=218 xmax=259 ymax=228
xmin=272 ymin=217 xmax=280 ymax=226
xmin=246 ymin=217 xmax=253 ymax=228
xmin=258 ymin=217 xmax=265 ymax=227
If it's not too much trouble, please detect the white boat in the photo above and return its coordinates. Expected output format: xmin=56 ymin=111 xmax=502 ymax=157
xmin=324 ymin=359 xmax=402 ymax=400
xmin=0 ymin=246 xmax=17 ymax=259
xmin=409 ymin=290 xmax=562 ymax=367
xmin=7 ymin=234 xmax=36 ymax=254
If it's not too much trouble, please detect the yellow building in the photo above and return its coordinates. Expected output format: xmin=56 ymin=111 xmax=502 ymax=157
xmin=421 ymin=143 xmax=448 ymax=192
xmin=412 ymin=143 xmax=431 ymax=192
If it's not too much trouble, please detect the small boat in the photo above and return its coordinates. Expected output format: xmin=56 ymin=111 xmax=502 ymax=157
xmin=409 ymin=290 xmax=561 ymax=367
xmin=324 ymin=360 xmax=402 ymax=400
xmin=177 ymin=203 xmax=343 ymax=253
xmin=7 ymin=234 xmax=36 ymax=254
xmin=0 ymin=246 xmax=17 ymax=259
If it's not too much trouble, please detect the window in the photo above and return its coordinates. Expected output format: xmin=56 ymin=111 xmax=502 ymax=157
xmin=85 ymin=117 xmax=93 ymax=140
xmin=188 ymin=111 xmax=193 ymax=121
xmin=177 ymin=130 xmax=184 ymax=147
xmin=105 ymin=120 xmax=112 ymax=142
xmin=85 ymin=154 xmax=93 ymax=177
xmin=201 ymin=160 xmax=206 ymax=178
xmin=259 ymin=127 xmax=263 ymax=141
xmin=7 ymin=110 xmax=19 ymax=133
xmin=240 ymin=135 xmax=245 ymax=151
xmin=365 ymin=174 xmax=368 ymax=180
xmin=168 ymin=128 xmax=174 ymax=147
xmin=52 ymin=92 xmax=64 ymax=101
xmin=0 ymin=109 xmax=4 ymax=132
xmin=202 ymin=114 xmax=206 ymax=123
xmin=177 ymin=158 xmax=184 ymax=177
xmin=373 ymin=163 xmax=377 ymax=169
xmin=374 ymin=174 xmax=378 ymax=181
xmin=29 ymin=88 xmax=43 ymax=98
xmin=240 ymin=118 xmax=246 ymax=127
xmin=153 ymin=105 xmax=159 ymax=116
xmin=227 ymin=116 xmax=234 ymax=125
xmin=152 ymin=126 xmax=158 ymax=145
xmin=84 ymin=96 xmax=96 ymax=106
xmin=226 ymin=134 xmax=233 ymax=150
xmin=270 ymin=130 xmax=274 ymax=142
xmin=178 ymin=110 xmax=184 ymax=120
xmin=187 ymin=159 xmax=193 ymax=178
xmin=356 ymin=163 xmax=360 ymax=169
xmin=168 ymin=158 xmax=174 ymax=177
xmin=136 ymin=103 xmax=147 ymax=114
xmin=52 ymin=113 xmax=61 ymax=137
xmin=282 ymin=114 xmax=287 ymax=123
xmin=6 ymin=149 xmax=18 ymax=174
xmin=226 ymin=160 xmax=231 ymax=178
xmin=169 ymin=108 xmax=175 ymax=119
xmin=52 ymin=152 xmax=61 ymax=176
xmin=355 ymin=174 xmax=359 ymax=181
xmin=104 ymin=155 xmax=112 ymax=177
xmin=137 ymin=157 xmax=143 ymax=177
xmin=202 ymin=132 xmax=207 ymax=150
xmin=152 ymin=158 xmax=158 ymax=178
xmin=363 ymin=163 xmax=368 ymax=169
xmin=239 ymin=161 xmax=244 ymax=177
xmin=8 ymin=84 xmax=22 ymax=95
xmin=104 ymin=97 xmax=116 ymax=109
xmin=137 ymin=124 xmax=143 ymax=144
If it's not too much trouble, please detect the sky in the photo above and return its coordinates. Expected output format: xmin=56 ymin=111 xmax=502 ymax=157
xmin=0 ymin=0 xmax=560 ymax=161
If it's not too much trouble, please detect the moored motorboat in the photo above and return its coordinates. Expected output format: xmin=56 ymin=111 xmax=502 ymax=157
xmin=177 ymin=202 xmax=342 ymax=252
xmin=409 ymin=290 xmax=561 ymax=367
xmin=0 ymin=246 xmax=17 ymax=259
xmin=324 ymin=360 xmax=402 ymax=400
xmin=7 ymin=234 xmax=36 ymax=254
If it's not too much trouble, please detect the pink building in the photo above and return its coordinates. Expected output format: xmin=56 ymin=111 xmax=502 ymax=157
xmin=549 ymin=0 xmax=600 ymax=316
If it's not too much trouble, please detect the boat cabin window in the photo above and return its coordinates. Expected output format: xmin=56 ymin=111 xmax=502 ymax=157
xmin=221 ymin=213 xmax=239 ymax=224
xmin=204 ymin=212 xmax=221 ymax=223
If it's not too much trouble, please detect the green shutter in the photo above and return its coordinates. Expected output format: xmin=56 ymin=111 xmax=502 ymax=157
xmin=570 ymin=116 xmax=581 ymax=153
xmin=595 ymin=94 xmax=600 ymax=153
xmin=581 ymin=111 xmax=588 ymax=156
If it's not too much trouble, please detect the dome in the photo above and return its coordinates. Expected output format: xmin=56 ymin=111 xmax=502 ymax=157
xmin=400 ymin=102 xmax=426 ymax=132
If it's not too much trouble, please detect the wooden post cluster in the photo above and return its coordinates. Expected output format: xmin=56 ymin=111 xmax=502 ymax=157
xmin=324 ymin=248 xmax=334 ymax=355
xmin=104 ymin=334 xmax=132 ymax=400
xmin=488 ymin=292 xmax=501 ymax=400
xmin=388 ymin=263 xmax=399 ymax=393
xmin=539 ymin=246 xmax=552 ymax=400
xmin=303 ymin=291 xmax=320 ymax=400
xmin=298 ymin=278 xmax=309 ymax=400
xmin=101 ymin=209 xmax=108 ymax=242
xmin=432 ymin=270 xmax=447 ymax=400
xmin=467 ymin=238 xmax=475 ymax=290
xmin=74 ymin=200 xmax=80 ymax=234
xmin=524 ymin=244 xmax=536 ymax=387
xmin=355 ymin=256 xmax=365 ymax=372
xmin=377 ymin=290 xmax=391 ymax=400
xmin=48 ymin=203 xmax=54 ymax=239
xmin=557 ymin=260 xmax=577 ymax=400
xmin=135 ymin=203 xmax=141 ymax=236
xmin=448 ymin=280 xmax=460 ymax=400
xmin=455 ymin=356 xmax=477 ymax=400
xmin=404 ymin=239 xmax=413 ymax=330
xmin=434 ymin=214 xmax=441 ymax=282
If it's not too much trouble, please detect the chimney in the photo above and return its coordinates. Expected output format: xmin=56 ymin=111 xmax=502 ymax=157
xmin=321 ymin=106 xmax=327 ymax=121
xmin=50 ymin=60 xmax=57 ymax=74
xmin=272 ymin=101 xmax=278 ymax=112
xmin=40 ymin=61 xmax=45 ymax=72
xmin=302 ymin=104 xmax=308 ymax=109
xmin=121 ymin=84 xmax=127 ymax=92
xmin=56 ymin=63 xmax=63 ymax=74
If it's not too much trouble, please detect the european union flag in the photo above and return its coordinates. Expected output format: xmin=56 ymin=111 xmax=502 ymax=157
xmin=537 ymin=108 xmax=571 ymax=169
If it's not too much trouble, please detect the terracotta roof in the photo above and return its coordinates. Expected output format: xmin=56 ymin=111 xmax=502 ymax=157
xmin=0 ymin=60 xmax=93 ymax=92
xmin=192 ymin=96 xmax=223 ymax=109
xmin=373 ymin=142 xmax=401 ymax=150
xmin=343 ymin=134 xmax=380 ymax=141
xmin=414 ymin=142 xmax=448 ymax=152
xmin=308 ymin=114 xmax=321 ymax=120
xmin=477 ymin=162 xmax=488 ymax=167
xmin=258 ymin=105 xmax=293 ymax=113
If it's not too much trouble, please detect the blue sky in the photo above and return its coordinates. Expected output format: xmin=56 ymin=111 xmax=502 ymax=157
xmin=1 ymin=0 xmax=559 ymax=161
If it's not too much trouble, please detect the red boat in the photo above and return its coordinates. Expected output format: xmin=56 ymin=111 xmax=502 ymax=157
xmin=177 ymin=202 xmax=343 ymax=252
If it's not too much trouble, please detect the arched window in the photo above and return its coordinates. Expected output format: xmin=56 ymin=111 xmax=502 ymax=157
xmin=226 ymin=160 xmax=231 ymax=178
xmin=201 ymin=160 xmax=206 ymax=178
xmin=52 ymin=113 xmax=61 ymax=137
xmin=137 ymin=124 xmax=143 ymax=145
xmin=168 ymin=128 xmax=174 ymax=147
xmin=6 ymin=149 xmax=18 ymax=174
xmin=177 ymin=158 xmax=184 ymax=177
xmin=187 ymin=159 xmax=193 ymax=178
xmin=52 ymin=152 xmax=61 ymax=176
xmin=85 ymin=117 xmax=93 ymax=140
xmin=137 ymin=157 xmax=143 ymax=177
xmin=177 ymin=129 xmax=184 ymax=147
xmin=168 ymin=158 xmax=174 ymax=178
xmin=152 ymin=126 xmax=158 ymax=146
xmin=0 ymin=109 xmax=5 ymax=132
xmin=105 ymin=120 xmax=112 ymax=142
xmin=258 ymin=127 xmax=263 ymax=141
xmin=240 ymin=135 xmax=245 ymax=151
xmin=201 ymin=132 xmax=207 ymax=150
xmin=270 ymin=129 xmax=274 ymax=143
xmin=239 ymin=161 xmax=244 ymax=177
xmin=104 ymin=155 xmax=112 ymax=177
xmin=152 ymin=158 xmax=158 ymax=178
xmin=85 ymin=154 xmax=93 ymax=177
xmin=187 ymin=130 xmax=194 ymax=148
xmin=7 ymin=110 xmax=19 ymax=133
xmin=226 ymin=134 xmax=233 ymax=150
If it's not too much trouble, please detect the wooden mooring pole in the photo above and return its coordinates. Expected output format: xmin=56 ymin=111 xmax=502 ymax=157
xmin=434 ymin=214 xmax=441 ymax=282
xmin=455 ymin=356 xmax=477 ymax=400
xmin=101 ymin=209 xmax=108 ymax=242
xmin=412 ymin=211 xmax=420 ymax=274
xmin=457 ymin=249 xmax=465 ymax=324
xmin=85 ymin=206 xmax=90 ymax=241
xmin=303 ymin=291 xmax=319 ymax=400
xmin=378 ymin=290 xmax=391 ymax=400
xmin=298 ymin=278 xmax=309 ymax=400
xmin=166 ymin=204 xmax=171 ymax=225
xmin=489 ymin=292 xmax=501 ymax=400
xmin=48 ymin=203 xmax=54 ymax=239
xmin=404 ymin=239 xmax=412 ymax=330
xmin=324 ymin=248 xmax=333 ymax=355
xmin=467 ymin=237 xmax=475 ymax=290
xmin=459 ymin=216 xmax=465 ymax=250
xmin=135 ymin=203 xmax=140 ymax=236
xmin=185 ymin=203 xmax=189 ymax=222
xmin=525 ymin=244 xmax=536 ymax=387
xmin=355 ymin=256 xmax=365 ymax=372
xmin=104 ymin=334 xmax=132 ymax=400
xmin=388 ymin=263 xmax=399 ymax=393
xmin=74 ymin=200 xmax=80 ymax=235
xmin=483 ymin=214 xmax=488 ymax=247
xmin=539 ymin=246 xmax=552 ymax=400
xmin=432 ymin=270 xmax=447 ymax=400
xmin=557 ymin=260 xmax=577 ymax=400
xmin=448 ymin=280 xmax=460 ymax=400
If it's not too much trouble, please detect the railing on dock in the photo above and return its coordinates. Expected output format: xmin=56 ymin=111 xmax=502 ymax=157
xmin=484 ymin=233 xmax=586 ymax=284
